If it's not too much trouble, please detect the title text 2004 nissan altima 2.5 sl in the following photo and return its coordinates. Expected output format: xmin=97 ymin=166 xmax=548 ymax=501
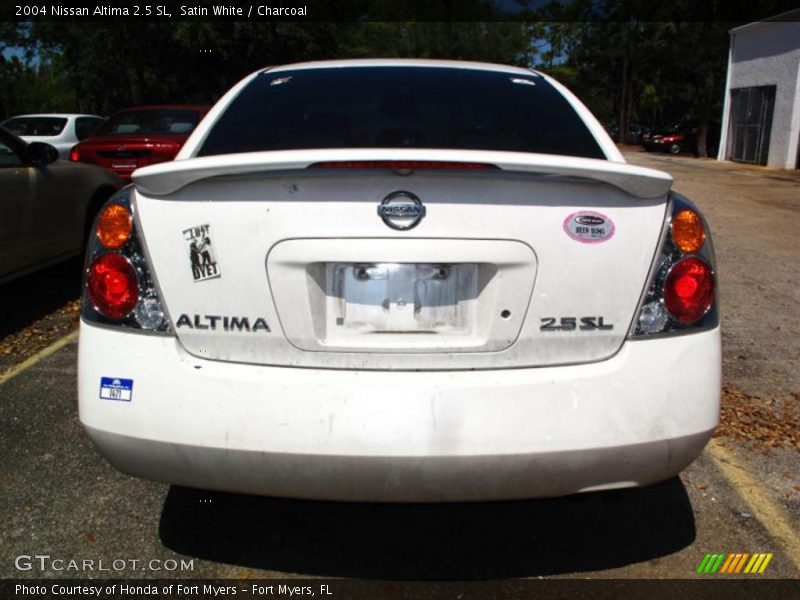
xmin=78 ymin=60 xmax=720 ymax=502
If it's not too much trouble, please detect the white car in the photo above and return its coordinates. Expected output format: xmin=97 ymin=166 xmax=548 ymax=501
xmin=77 ymin=60 xmax=720 ymax=502
xmin=2 ymin=113 xmax=105 ymax=159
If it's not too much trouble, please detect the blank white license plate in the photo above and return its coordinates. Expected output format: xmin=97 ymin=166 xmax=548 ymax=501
xmin=325 ymin=262 xmax=477 ymax=334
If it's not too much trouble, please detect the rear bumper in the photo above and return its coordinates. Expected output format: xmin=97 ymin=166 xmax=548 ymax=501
xmin=86 ymin=427 xmax=711 ymax=502
xmin=78 ymin=322 xmax=720 ymax=502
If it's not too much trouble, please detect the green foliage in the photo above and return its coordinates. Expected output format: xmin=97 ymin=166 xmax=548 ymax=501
xmin=340 ymin=22 xmax=531 ymax=63
xmin=528 ymin=0 xmax=800 ymax=153
xmin=4 ymin=15 xmax=531 ymax=117
xmin=2 ymin=0 xmax=798 ymax=157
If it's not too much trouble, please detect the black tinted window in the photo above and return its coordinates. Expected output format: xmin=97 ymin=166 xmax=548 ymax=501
xmin=0 ymin=129 xmax=24 ymax=166
xmin=75 ymin=117 xmax=104 ymax=140
xmin=198 ymin=67 xmax=605 ymax=159
xmin=95 ymin=109 xmax=201 ymax=136
xmin=2 ymin=117 xmax=67 ymax=137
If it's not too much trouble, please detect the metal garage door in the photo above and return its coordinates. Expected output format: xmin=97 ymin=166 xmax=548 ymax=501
xmin=728 ymin=86 xmax=776 ymax=165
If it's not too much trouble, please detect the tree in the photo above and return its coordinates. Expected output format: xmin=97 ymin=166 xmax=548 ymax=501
xmin=529 ymin=0 xmax=799 ymax=155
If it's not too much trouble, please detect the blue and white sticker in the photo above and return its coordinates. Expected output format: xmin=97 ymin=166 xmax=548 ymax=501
xmin=99 ymin=377 xmax=133 ymax=402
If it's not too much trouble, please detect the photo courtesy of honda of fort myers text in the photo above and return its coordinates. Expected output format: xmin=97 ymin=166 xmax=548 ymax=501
xmin=1 ymin=2 xmax=800 ymax=600
xmin=14 ymin=582 xmax=338 ymax=598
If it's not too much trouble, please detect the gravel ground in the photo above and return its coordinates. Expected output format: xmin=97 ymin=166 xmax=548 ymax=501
xmin=625 ymin=150 xmax=800 ymax=434
xmin=623 ymin=150 xmax=800 ymax=528
xmin=2 ymin=342 xmax=797 ymax=579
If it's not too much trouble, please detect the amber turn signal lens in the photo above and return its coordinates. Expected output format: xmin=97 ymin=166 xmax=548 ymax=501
xmin=671 ymin=209 xmax=705 ymax=254
xmin=96 ymin=203 xmax=132 ymax=249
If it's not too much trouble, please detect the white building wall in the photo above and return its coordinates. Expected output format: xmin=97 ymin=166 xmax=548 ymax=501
xmin=718 ymin=20 xmax=800 ymax=170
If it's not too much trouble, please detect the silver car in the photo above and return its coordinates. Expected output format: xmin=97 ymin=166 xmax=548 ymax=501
xmin=2 ymin=113 xmax=105 ymax=160
xmin=0 ymin=126 xmax=121 ymax=283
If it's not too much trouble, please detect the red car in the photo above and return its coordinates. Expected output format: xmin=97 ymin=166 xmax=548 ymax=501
xmin=70 ymin=105 xmax=209 ymax=181
xmin=641 ymin=122 xmax=699 ymax=155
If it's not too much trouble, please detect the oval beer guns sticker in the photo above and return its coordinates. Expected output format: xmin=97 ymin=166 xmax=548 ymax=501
xmin=563 ymin=211 xmax=616 ymax=243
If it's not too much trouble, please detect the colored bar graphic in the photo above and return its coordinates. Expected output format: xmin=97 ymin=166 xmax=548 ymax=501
xmin=744 ymin=554 xmax=761 ymax=573
xmin=696 ymin=554 xmax=711 ymax=574
xmin=702 ymin=553 xmax=719 ymax=573
xmin=698 ymin=552 xmax=773 ymax=574
xmin=724 ymin=553 xmax=741 ymax=573
xmin=758 ymin=554 xmax=773 ymax=573
xmin=734 ymin=553 xmax=749 ymax=573
xmin=719 ymin=554 xmax=735 ymax=573
xmin=711 ymin=553 xmax=726 ymax=573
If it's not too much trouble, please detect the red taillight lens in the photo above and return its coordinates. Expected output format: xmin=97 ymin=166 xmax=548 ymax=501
xmin=87 ymin=253 xmax=139 ymax=319
xmin=70 ymin=149 xmax=80 ymax=161
xmin=664 ymin=257 xmax=714 ymax=323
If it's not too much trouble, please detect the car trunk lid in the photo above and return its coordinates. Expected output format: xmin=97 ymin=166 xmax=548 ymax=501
xmin=132 ymin=150 xmax=670 ymax=370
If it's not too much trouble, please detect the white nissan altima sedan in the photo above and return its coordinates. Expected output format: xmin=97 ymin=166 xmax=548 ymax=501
xmin=77 ymin=60 xmax=720 ymax=502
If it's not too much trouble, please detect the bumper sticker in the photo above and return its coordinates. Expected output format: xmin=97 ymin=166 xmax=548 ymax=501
xmin=183 ymin=223 xmax=220 ymax=282
xmin=563 ymin=211 xmax=615 ymax=244
xmin=99 ymin=377 xmax=134 ymax=402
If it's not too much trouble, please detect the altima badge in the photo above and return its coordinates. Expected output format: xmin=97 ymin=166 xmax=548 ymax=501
xmin=378 ymin=191 xmax=426 ymax=230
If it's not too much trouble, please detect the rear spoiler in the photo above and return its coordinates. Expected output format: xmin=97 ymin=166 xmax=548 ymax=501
xmin=132 ymin=149 xmax=672 ymax=199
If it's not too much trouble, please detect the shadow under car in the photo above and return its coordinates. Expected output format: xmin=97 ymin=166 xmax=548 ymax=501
xmin=159 ymin=477 xmax=695 ymax=579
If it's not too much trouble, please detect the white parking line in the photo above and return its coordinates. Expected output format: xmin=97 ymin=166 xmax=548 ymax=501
xmin=707 ymin=439 xmax=800 ymax=570
xmin=0 ymin=330 xmax=79 ymax=386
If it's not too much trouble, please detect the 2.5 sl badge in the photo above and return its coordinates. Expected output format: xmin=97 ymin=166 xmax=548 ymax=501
xmin=183 ymin=223 xmax=220 ymax=282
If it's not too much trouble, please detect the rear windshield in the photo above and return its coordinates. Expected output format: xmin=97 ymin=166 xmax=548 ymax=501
xmin=198 ymin=67 xmax=606 ymax=159
xmin=95 ymin=109 xmax=201 ymax=136
xmin=2 ymin=117 xmax=68 ymax=137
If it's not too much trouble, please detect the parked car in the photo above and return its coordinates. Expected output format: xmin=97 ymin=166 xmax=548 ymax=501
xmin=78 ymin=60 xmax=720 ymax=502
xmin=70 ymin=105 xmax=209 ymax=181
xmin=642 ymin=122 xmax=699 ymax=154
xmin=2 ymin=113 xmax=105 ymax=160
xmin=0 ymin=127 xmax=121 ymax=283
xmin=605 ymin=122 xmax=651 ymax=144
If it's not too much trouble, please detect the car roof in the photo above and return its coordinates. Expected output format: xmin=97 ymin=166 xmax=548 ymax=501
xmin=266 ymin=58 xmax=542 ymax=77
xmin=5 ymin=113 xmax=102 ymax=119
xmin=114 ymin=105 xmax=210 ymax=112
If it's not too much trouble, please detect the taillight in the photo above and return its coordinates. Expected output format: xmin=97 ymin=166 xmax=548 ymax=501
xmin=87 ymin=253 xmax=138 ymax=319
xmin=671 ymin=209 xmax=705 ymax=254
xmin=664 ymin=257 xmax=714 ymax=323
xmin=96 ymin=203 xmax=132 ymax=249
xmin=82 ymin=187 xmax=172 ymax=333
xmin=70 ymin=149 xmax=80 ymax=161
xmin=629 ymin=193 xmax=718 ymax=337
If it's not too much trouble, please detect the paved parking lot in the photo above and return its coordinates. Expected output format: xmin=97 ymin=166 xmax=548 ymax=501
xmin=1 ymin=152 xmax=798 ymax=580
